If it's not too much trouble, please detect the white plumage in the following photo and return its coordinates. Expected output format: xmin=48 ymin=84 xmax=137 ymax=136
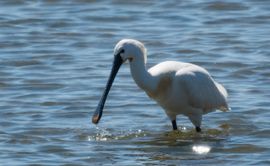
xmin=92 ymin=39 xmax=229 ymax=132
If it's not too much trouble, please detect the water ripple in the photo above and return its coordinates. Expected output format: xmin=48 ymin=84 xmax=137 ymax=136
xmin=0 ymin=0 xmax=269 ymax=165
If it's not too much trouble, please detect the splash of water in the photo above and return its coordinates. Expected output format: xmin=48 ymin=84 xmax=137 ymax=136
xmin=88 ymin=127 xmax=147 ymax=141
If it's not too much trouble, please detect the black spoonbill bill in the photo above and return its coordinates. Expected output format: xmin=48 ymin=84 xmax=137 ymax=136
xmin=92 ymin=39 xmax=229 ymax=132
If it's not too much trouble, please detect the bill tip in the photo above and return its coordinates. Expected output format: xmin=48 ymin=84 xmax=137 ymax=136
xmin=92 ymin=115 xmax=100 ymax=124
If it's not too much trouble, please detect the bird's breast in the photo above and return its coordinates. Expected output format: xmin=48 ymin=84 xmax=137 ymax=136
xmin=145 ymin=75 xmax=172 ymax=101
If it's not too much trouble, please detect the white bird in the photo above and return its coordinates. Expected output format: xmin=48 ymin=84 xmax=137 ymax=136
xmin=92 ymin=39 xmax=229 ymax=132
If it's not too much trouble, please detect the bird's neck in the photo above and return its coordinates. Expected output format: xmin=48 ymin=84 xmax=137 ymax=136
xmin=129 ymin=57 xmax=156 ymax=93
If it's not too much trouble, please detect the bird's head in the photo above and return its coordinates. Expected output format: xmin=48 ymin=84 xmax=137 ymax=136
xmin=114 ymin=39 xmax=147 ymax=64
xmin=92 ymin=39 xmax=146 ymax=124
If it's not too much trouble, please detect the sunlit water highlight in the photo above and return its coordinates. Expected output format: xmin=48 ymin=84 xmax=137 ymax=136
xmin=192 ymin=145 xmax=211 ymax=155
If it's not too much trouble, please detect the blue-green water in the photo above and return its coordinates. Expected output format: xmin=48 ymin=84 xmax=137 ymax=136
xmin=0 ymin=0 xmax=269 ymax=165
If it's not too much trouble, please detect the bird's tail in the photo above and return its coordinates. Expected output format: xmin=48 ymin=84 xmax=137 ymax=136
xmin=215 ymin=82 xmax=229 ymax=112
xmin=215 ymin=82 xmax=228 ymax=99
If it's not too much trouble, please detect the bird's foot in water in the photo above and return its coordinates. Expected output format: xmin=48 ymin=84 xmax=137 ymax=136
xmin=196 ymin=126 xmax=201 ymax=132
xmin=172 ymin=120 xmax=178 ymax=130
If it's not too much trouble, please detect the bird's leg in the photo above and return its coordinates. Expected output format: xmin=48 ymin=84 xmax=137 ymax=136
xmin=171 ymin=120 xmax=177 ymax=130
xmin=188 ymin=110 xmax=202 ymax=133
xmin=196 ymin=126 xmax=201 ymax=132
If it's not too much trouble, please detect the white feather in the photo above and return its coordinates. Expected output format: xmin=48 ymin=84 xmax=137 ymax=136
xmin=114 ymin=39 xmax=229 ymax=129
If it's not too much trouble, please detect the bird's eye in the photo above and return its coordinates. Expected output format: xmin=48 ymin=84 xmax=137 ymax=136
xmin=120 ymin=49 xmax=125 ymax=54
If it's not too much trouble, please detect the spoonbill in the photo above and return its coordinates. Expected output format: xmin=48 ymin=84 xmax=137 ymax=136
xmin=92 ymin=39 xmax=229 ymax=132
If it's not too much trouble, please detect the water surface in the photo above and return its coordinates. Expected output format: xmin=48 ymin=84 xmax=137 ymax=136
xmin=0 ymin=0 xmax=270 ymax=165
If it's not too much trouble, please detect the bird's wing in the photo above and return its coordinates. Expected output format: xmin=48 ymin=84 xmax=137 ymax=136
xmin=176 ymin=67 xmax=228 ymax=113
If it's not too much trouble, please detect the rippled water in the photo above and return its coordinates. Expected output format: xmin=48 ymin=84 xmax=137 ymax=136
xmin=0 ymin=0 xmax=270 ymax=165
